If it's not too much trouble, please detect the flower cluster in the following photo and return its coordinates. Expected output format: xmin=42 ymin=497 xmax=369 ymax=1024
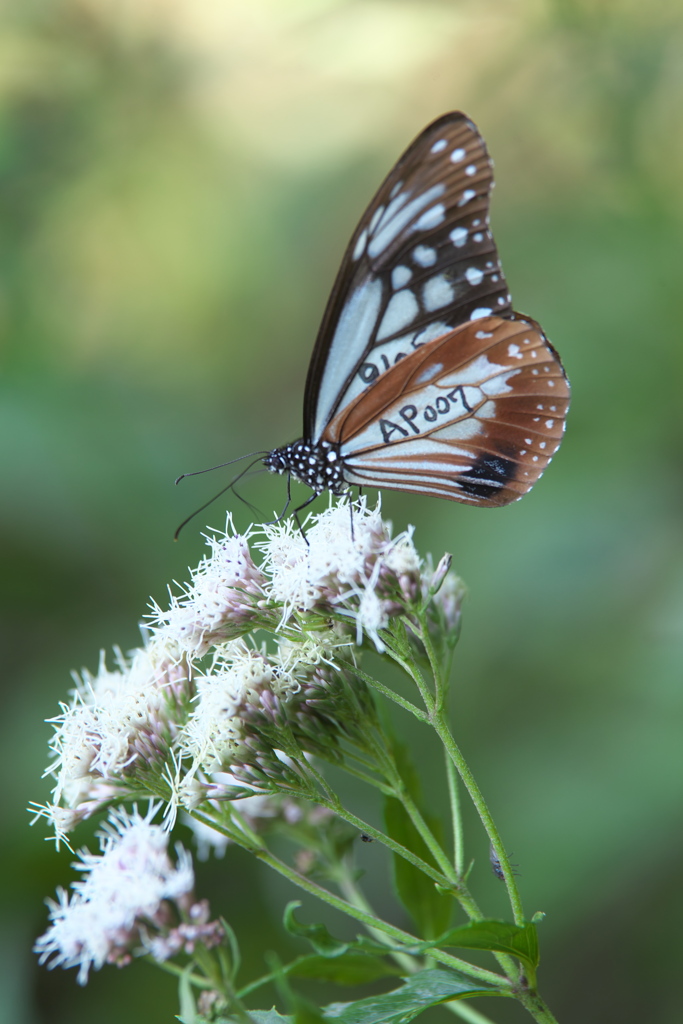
xmin=34 ymin=805 xmax=223 ymax=984
xmin=32 ymin=498 xmax=464 ymax=987
xmin=34 ymin=498 xmax=461 ymax=845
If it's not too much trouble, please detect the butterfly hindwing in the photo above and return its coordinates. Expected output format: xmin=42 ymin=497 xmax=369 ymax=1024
xmin=304 ymin=112 xmax=512 ymax=443
xmin=323 ymin=316 xmax=569 ymax=507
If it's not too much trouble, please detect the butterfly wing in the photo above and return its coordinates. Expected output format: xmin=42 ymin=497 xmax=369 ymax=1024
xmin=324 ymin=316 xmax=569 ymax=507
xmin=304 ymin=112 xmax=512 ymax=444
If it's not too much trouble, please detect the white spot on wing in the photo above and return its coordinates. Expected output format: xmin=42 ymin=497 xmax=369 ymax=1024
xmin=431 ymin=139 xmax=447 ymax=153
xmin=444 ymin=353 xmax=507 ymax=385
xmin=369 ymin=206 xmax=385 ymax=232
xmin=465 ymin=266 xmax=484 ymax=286
xmin=377 ymin=288 xmax=419 ymax=341
xmin=391 ymin=265 xmax=412 ymax=290
xmin=450 ymin=147 xmax=466 ymax=162
xmin=352 ymin=228 xmax=367 ymax=261
xmin=415 ymin=204 xmax=446 ymax=231
xmin=414 ymin=322 xmax=450 ymax=346
xmin=465 ymin=164 xmax=477 ymax=176
xmin=450 ymin=226 xmax=468 ymax=247
xmin=312 ymin=278 xmax=383 ymax=441
xmin=415 ymin=362 xmax=444 ymax=384
xmin=368 ymin=184 xmax=445 ymax=258
xmin=423 ymin=274 xmax=455 ymax=311
xmin=480 ymin=369 xmax=521 ymax=396
xmin=507 ymin=343 xmax=522 ymax=359
xmin=470 ymin=307 xmax=492 ymax=320
xmin=374 ymin=191 xmax=411 ymax=234
xmin=458 ymin=189 xmax=476 ymax=206
xmin=443 ymin=418 xmax=481 ymax=440
xmin=413 ymin=245 xmax=437 ymax=267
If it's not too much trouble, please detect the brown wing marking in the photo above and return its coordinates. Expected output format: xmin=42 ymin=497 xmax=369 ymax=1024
xmin=324 ymin=316 xmax=570 ymax=507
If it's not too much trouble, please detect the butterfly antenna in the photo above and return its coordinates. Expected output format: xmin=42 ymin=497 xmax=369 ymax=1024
xmin=230 ymin=470 xmax=265 ymax=519
xmin=174 ymin=456 xmax=265 ymax=540
xmin=175 ymin=450 xmax=268 ymax=485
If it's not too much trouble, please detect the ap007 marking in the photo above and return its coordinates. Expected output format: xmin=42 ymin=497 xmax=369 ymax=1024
xmin=256 ymin=112 xmax=570 ymax=512
xmin=378 ymin=385 xmax=474 ymax=443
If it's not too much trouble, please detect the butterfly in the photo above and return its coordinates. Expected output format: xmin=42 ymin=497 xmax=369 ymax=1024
xmin=263 ymin=112 xmax=570 ymax=514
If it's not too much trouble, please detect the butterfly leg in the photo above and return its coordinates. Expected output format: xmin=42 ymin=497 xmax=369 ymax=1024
xmin=263 ymin=473 xmax=294 ymax=526
xmin=346 ymin=489 xmax=356 ymax=542
xmin=291 ymin=489 xmax=321 ymax=541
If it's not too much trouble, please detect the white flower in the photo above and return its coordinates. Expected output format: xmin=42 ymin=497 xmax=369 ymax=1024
xmin=35 ymin=804 xmax=195 ymax=984
xmin=180 ymin=640 xmax=292 ymax=773
xmin=256 ymin=498 xmax=422 ymax=648
xmin=151 ymin=518 xmax=265 ymax=658
xmin=355 ymin=579 xmax=390 ymax=651
xmin=273 ymin=631 xmax=347 ymax=683
xmin=45 ymin=642 xmax=187 ymax=817
xmin=257 ymin=498 xmax=383 ymax=612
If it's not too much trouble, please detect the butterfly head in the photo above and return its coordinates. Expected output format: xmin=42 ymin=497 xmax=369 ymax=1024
xmin=263 ymin=439 xmax=347 ymax=496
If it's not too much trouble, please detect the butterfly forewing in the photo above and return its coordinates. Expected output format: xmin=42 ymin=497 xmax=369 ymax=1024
xmin=304 ymin=112 xmax=512 ymax=443
xmin=323 ymin=317 xmax=569 ymax=507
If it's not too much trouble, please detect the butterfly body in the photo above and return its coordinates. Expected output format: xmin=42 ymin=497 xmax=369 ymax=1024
xmin=263 ymin=112 xmax=569 ymax=510
xmin=263 ymin=439 xmax=346 ymax=496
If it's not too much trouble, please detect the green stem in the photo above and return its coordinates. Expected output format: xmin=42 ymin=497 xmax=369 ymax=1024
xmin=416 ymin=614 xmax=447 ymax=710
xmin=444 ymin=1001 xmax=500 ymax=1024
xmin=515 ymin=990 xmax=560 ymax=1024
xmin=190 ymin=808 xmax=264 ymax=852
xmin=252 ymin=845 xmax=510 ymax=991
xmin=445 ymin=751 xmax=465 ymax=876
xmin=339 ymin=660 xmax=429 ymax=722
xmin=311 ymin=794 xmax=453 ymax=887
xmin=193 ymin=943 xmax=253 ymax=1024
xmin=238 ymin=957 xmax=327 ymax=1000
xmin=433 ymin=711 xmax=525 ymax=927
xmin=381 ymin=628 xmax=435 ymax=714
xmin=335 ymin=865 xmax=417 ymax=973
xmin=397 ymin=785 xmax=461 ymax=885
xmin=152 ymin=959 xmax=211 ymax=988
xmin=329 ymin=757 xmax=395 ymax=793
xmin=381 ymin=749 xmax=518 ymax=982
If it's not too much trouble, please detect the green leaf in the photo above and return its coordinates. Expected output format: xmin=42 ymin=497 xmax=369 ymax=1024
xmin=383 ymin=749 xmax=452 ymax=940
xmin=249 ymin=1011 xmax=294 ymax=1024
xmin=321 ymin=967 xmax=497 ymax=1024
xmin=291 ymin=953 xmax=402 ymax=986
xmin=177 ymin=964 xmax=197 ymax=1023
xmin=266 ymin=952 xmax=327 ymax=1024
xmin=438 ymin=920 xmax=540 ymax=971
xmin=283 ymin=902 xmax=351 ymax=957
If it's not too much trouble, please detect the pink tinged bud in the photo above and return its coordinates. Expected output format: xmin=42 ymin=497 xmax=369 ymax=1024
xmin=433 ymin=572 xmax=465 ymax=633
xmin=429 ymin=553 xmax=453 ymax=594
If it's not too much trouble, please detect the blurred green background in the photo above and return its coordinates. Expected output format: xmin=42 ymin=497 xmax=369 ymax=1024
xmin=2 ymin=0 xmax=682 ymax=1021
